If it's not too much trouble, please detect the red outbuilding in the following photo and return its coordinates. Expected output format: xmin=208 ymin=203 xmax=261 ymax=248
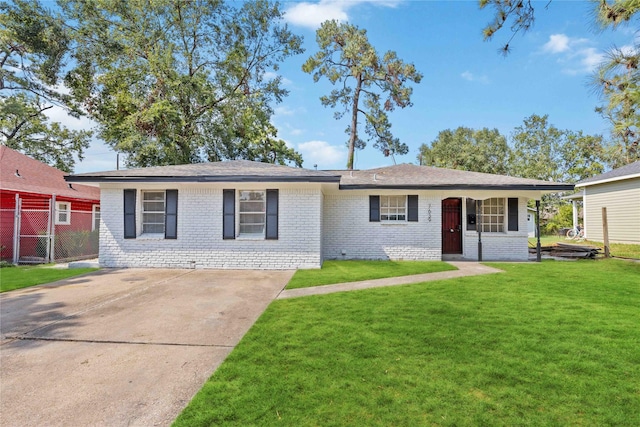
xmin=1 ymin=146 xmax=101 ymax=264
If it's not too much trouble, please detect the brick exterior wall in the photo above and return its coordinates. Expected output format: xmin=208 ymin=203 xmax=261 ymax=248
xmin=99 ymin=184 xmax=323 ymax=269
xmin=99 ymin=183 xmax=532 ymax=269
xmin=322 ymin=192 xmax=442 ymax=261
xmin=462 ymin=197 xmax=530 ymax=261
xmin=323 ymin=192 xmax=530 ymax=262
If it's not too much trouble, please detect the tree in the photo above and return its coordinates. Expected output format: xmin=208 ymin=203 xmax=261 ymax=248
xmin=479 ymin=0 xmax=640 ymax=166
xmin=302 ymin=20 xmax=422 ymax=169
xmin=0 ymin=0 xmax=91 ymax=172
xmin=59 ymin=0 xmax=304 ymax=168
xmin=510 ymin=114 xmax=610 ymax=183
xmin=418 ymin=127 xmax=511 ymax=175
xmin=593 ymin=44 xmax=640 ymax=165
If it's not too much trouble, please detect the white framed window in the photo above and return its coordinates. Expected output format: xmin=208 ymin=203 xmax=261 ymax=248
xmin=380 ymin=195 xmax=406 ymax=221
xmin=55 ymin=201 xmax=71 ymax=225
xmin=239 ymin=190 xmax=265 ymax=237
xmin=142 ymin=191 xmax=165 ymax=234
xmin=92 ymin=205 xmax=101 ymax=231
xmin=480 ymin=198 xmax=505 ymax=233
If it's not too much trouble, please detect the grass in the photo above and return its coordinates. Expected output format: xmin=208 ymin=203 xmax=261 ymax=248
xmin=175 ymin=259 xmax=640 ymax=427
xmin=0 ymin=265 xmax=98 ymax=293
xmin=285 ymin=260 xmax=457 ymax=289
xmin=530 ymin=235 xmax=640 ymax=259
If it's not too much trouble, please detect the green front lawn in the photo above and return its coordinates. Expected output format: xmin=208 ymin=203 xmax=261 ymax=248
xmin=530 ymin=236 xmax=640 ymax=259
xmin=0 ymin=265 xmax=98 ymax=293
xmin=286 ymin=260 xmax=457 ymax=289
xmin=175 ymin=259 xmax=640 ymax=426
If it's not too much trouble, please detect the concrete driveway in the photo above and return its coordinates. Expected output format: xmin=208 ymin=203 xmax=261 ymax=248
xmin=0 ymin=268 xmax=293 ymax=426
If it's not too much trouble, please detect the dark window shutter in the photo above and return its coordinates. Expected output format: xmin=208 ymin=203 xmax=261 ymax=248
xmin=508 ymin=198 xmax=519 ymax=231
xmin=466 ymin=198 xmax=477 ymax=231
xmin=123 ymin=189 xmax=136 ymax=239
xmin=407 ymin=195 xmax=418 ymax=222
xmin=265 ymin=189 xmax=279 ymax=240
xmin=369 ymin=195 xmax=380 ymax=222
xmin=165 ymin=190 xmax=178 ymax=239
xmin=223 ymin=189 xmax=235 ymax=239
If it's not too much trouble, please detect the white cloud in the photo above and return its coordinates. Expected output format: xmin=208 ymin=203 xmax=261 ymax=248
xmin=274 ymin=106 xmax=296 ymax=116
xmin=297 ymin=140 xmax=346 ymax=169
xmin=285 ymin=0 xmax=401 ymax=30
xmin=43 ymin=105 xmax=97 ymax=132
xmin=541 ymin=33 xmax=605 ymax=74
xmin=543 ymin=34 xmax=571 ymax=53
xmin=577 ymin=47 xmax=604 ymax=72
xmin=263 ymin=71 xmax=292 ymax=86
xmin=460 ymin=71 xmax=489 ymax=84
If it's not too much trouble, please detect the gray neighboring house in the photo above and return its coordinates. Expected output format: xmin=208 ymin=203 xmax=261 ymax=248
xmin=573 ymin=161 xmax=640 ymax=244
xmin=66 ymin=161 xmax=572 ymax=269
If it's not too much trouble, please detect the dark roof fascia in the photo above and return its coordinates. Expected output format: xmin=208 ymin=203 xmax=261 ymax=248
xmin=65 ymin=175 xmax=341 ymax=184
xmin=339 ymin=184 xmax=575 ymax=191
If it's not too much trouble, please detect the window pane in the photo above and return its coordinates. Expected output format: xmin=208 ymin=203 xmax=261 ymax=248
xmin=239 ymin=191 xmax=265 ymax=201
xmin=143 ymin=223 xmax=164 ymax=234
xmin=143 ymin=201 xmax=164 ymax=212
xmin=240 ymin=201 xmax=265 ymax=213
xmin=144 ymin=192 xmax=164 ymax=201
xmin=143 ymin=212 xmax=164 ymax=223
xmin=240 ymin=223 xmax=265 ymax=234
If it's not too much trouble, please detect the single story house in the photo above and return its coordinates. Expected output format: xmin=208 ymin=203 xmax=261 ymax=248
xmin=0 ymin=146 xmax=101 ymax=263
xmin=66 ymin=161 xmax=573 ymax=269
xmin=573 ymin=161 xmax=640 ymax=244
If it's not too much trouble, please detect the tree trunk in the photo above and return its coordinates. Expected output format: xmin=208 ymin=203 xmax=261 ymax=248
xmin=347 ymin=73 xmax=362 ymax=170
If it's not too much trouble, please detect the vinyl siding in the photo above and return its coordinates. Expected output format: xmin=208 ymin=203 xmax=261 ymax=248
xmin=584 ymin=177 xmax=640 ymax=244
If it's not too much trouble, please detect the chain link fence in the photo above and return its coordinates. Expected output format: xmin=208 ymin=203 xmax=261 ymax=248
xmin=1 ymin=196 xmax=99 ymax=264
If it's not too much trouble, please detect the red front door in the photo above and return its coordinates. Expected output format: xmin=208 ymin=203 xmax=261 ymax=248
xmin=442 ymin=198 xmax=462 ymax=254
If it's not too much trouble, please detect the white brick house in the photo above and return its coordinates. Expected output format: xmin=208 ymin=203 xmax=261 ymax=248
xmin=67 ymin=161 xmax=573 ymax=269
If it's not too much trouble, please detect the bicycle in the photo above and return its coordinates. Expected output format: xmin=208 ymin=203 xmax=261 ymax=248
xmin=565 ymin=227 xmax=585 ymax=241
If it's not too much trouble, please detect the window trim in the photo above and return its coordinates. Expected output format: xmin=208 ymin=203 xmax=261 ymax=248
xmin=479 ymin=197 xmax=505 ymax=233
xmin=141 ymin=190 xmax=166 ymax=235
xmin=380 ymin=195 xmax=407 ymax=222
xmin=92 ymin=205 xmax=100 ymax=231
xmin=55 ymin=201 xmax=71 ymax=225
xmin=238 ymin=190 xmax=266 ymax=238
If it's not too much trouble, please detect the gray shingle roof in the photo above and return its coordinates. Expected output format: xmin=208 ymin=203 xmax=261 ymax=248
xmin=66 ymin=160 xmax=574 ymax=191
xmin=331 ymin=164 xmax=574 ymax=190
xmin=66 ymin=160 xmax=341 ymax=183
xmin=576 ymin=161 xmax=640 ymax=186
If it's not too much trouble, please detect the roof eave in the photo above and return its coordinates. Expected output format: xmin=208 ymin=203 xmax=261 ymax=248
xmin=65 ymin=175 xmax=342 ymax=184
xmin=338 ymin=184 xmax=575 ymax=191
xmin=575 ymin=172 xmax=640 ymax=188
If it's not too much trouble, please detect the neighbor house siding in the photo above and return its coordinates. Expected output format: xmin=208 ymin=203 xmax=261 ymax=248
xmin=322 ymin=192 xmax=442 ymax=261
xmin=583 ymin=178 xmax=640 ymax=244
xmin=99 ymin=184 xmax=323 ymax=269
xmin=462 ymin=197 xmax=530 ymax=261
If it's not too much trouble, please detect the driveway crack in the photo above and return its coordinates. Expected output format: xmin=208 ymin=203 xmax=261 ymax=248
xmin=5 ymin=335 xmax=233 ymax=348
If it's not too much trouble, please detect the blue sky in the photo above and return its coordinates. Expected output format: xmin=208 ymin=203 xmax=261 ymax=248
xmin=67 ymin=0 xmax=637 ymax=173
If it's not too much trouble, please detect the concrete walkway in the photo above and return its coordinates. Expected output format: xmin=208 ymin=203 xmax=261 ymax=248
xmin=277 ymin=261 xmax=503 ymax=299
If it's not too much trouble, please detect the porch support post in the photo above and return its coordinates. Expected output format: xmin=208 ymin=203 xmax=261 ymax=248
xmin=536 ymin=200 xmax=541 ymax=262
xmin=477 ymin=200 xmax=482 ymax=262
xmin=572 ymin=199 xmax=578 ymax=231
